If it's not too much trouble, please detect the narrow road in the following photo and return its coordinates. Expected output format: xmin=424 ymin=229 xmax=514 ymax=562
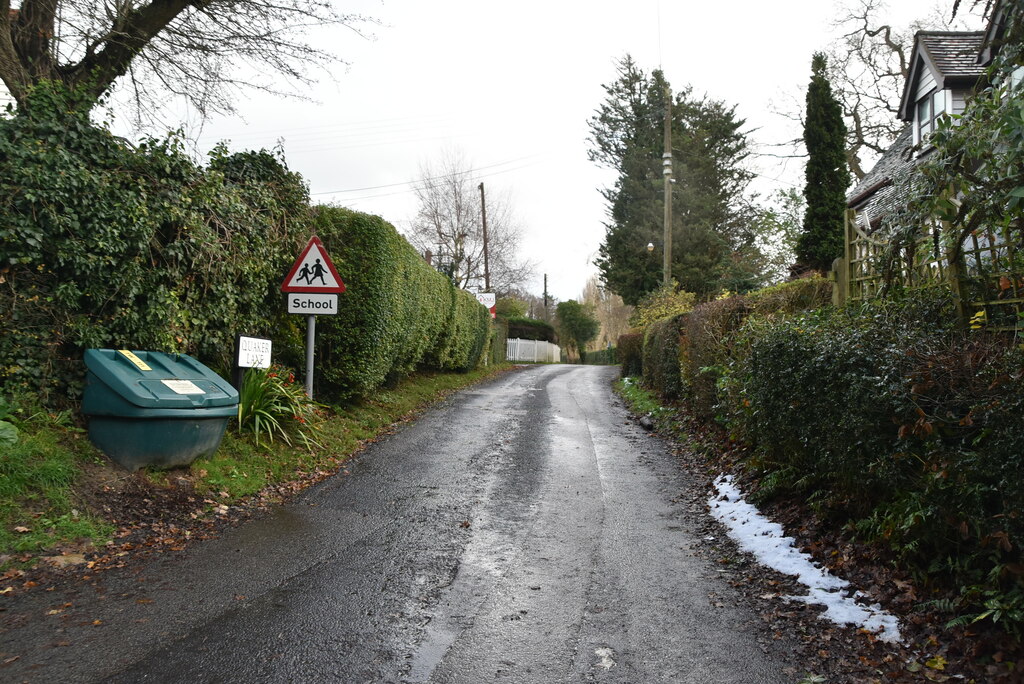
xmin=2 ymin=365 xmax=792 ymax=683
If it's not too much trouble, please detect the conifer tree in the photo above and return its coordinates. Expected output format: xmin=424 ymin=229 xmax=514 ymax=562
xmin=797 ymin=53 xmax=849 ymax=272
xmin=588 ymin=56 xmax=758 ymax=304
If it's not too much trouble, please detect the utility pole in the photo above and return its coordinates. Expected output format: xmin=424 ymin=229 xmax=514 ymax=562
xmin=543 ymin=274 xmax=549 ymax=319
xmin=662 ymin=85 xmax=673 ymax=288
xmin=478 ymin=182 xmax=491 ymax=291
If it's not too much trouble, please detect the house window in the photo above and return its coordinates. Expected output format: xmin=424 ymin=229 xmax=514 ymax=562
xmin=917 ymin=90 xmax=946 ymax=141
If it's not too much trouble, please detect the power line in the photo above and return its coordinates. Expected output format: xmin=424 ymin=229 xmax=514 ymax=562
xmin=311 ymin=154 xmax=548 ymax=201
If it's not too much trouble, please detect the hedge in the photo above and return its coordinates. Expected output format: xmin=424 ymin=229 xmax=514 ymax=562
xmin=0 ymin=85 xmax=491 ymax=407
xmin=617 ymin=333 xmax=643 ymax=377
xmin=717 ymin=290 xmax=1024 ymax=635
xmin=308 ymin=207 xmax=490 ymax=401
xmin=505 ymin=316 xmax=556 ymax=342
xmin=582 ymin=347 xmax=617 ymax=365
xmin=0 ymin=86 xmax=309 ymax=405
xmin=641 ymin=314 xmax=685 ymax=400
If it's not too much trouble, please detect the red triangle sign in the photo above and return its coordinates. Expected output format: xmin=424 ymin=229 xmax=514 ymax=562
xmin=281 ymin=237 xmax=346 ymax=293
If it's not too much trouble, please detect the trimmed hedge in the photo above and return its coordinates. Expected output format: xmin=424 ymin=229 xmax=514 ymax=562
xmin=717 ymin=291 xmax=1024 ymax=635
xmin=582 ymin=347 xmax=617 ymax=365
xmin=0 ymin=86 xmax=491 ymax=407
xmin=489 ymin=318 xmax=509 ymax=366
xmin=505 ymin=316 xmax=556 ymax=342
xmin=682 ymin=296 xmax=751 ymax=418
xmin=618 ymin=333 xmax=643 ymax=377
xmin=310 ymin=207 xmax=491 ymax=401
xmin=642 ymin=314 xmax=685 ymax=400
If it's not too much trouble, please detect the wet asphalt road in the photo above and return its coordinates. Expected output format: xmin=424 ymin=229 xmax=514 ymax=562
xmin=1 ymin=364 xmax=791 ymax=683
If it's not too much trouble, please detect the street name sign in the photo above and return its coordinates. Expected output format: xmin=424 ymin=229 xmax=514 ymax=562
xmin=237 ymin=336 xmax=272 ymax=369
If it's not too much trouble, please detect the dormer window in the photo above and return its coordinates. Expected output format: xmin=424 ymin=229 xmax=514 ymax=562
xmin=916 ymin=89 xmax=947 ymax=142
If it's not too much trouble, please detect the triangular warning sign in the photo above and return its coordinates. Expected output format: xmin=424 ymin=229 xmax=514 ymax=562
xmin=281 ymin=236 xmax=346 ymax=293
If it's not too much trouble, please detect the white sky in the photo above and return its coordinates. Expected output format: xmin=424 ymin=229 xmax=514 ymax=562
xmin=121 ymin=0 xmax=978 ymax=302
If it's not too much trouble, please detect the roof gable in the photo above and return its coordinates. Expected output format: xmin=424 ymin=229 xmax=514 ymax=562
xmin=898 ymin=31 xmax=986 ymax=120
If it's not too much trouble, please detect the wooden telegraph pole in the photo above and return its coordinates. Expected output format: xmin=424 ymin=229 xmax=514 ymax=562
xmin=478 ymin=182 xmax=491 ymax=292
xmin=662 ymin=85 xmax=673 ymax=287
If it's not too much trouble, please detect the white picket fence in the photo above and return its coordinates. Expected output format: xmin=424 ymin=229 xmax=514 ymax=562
xmin=506 ymin=338 xmax=561 ymax=363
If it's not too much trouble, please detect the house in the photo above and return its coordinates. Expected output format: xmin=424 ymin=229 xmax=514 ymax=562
xmin=837 ymin=4 xmax=1019 ymax=314
xmin=847 ymin=31 xmax=987 ymax=234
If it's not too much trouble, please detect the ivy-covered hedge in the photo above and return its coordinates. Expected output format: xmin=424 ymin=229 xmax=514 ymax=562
xmin=0 ymin=84 xmax=491 ymax=407
xmin=0 ymin=85 xmax=309 ymax=405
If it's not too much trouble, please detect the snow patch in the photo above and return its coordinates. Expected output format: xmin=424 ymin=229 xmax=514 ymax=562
xmin=709 ymin=475 xmax=902 ymax=643
xmin=594 ymin=647 xmax=616 ymax=670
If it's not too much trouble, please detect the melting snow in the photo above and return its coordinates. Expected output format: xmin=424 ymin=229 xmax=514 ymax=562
xmin=709 ymin=475 xmax=902 ymax=643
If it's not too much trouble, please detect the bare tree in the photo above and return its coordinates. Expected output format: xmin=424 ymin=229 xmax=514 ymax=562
xmin=825 ymin=0 xmax=976 ymax=178
xmin=406 ymin=149 xmax=535 ymax=294
xmin=579 ymin=275 xmax=632 ymax=351
xmin=0 ymin=0 xmax=372 ymax=120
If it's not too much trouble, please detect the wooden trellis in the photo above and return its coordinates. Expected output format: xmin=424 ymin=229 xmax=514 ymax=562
xmin=834 ymin=210 xmax=1024 ymax=331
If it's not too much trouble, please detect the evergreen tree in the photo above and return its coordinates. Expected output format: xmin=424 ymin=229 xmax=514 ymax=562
xmin=589 ymin=56 xmax=759 ymax=304
xmin=555 ymin=300 xmax=600 ymax=361
xmin=797 ymin=53 xmax=849 ymax=272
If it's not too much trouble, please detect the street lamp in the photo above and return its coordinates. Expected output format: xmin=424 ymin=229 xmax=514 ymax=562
xmin=647 ymin=242 xmax=654 ymax=253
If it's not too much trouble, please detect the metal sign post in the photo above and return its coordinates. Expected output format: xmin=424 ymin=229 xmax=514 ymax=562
xmin=281 ymin=236 xmax=346 ymax=400
xmin=305 ymin=315 xmax=316 ymax=398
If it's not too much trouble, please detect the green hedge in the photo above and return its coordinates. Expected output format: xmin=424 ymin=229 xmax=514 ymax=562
xmin=489 ymin=318 xmax=509 ymax=366
xmin=0 ymin=85 xmax=309 ymax=405
xmin=682 ymin=297 xmax=750 ymax=418
xmin=716 ymin=290 xmax=1024 ymax=636
xmin=506 ymin=316 xmax=556 ymax=342
xmin=618 ymin=333 xmax=643 ymax=377
xmin=0 ymin=85 xmax=491 ymax=407
xmin=641 ymin=314 xmax=685 ymax=400
xmin=582 ymin=347 xmax=617 ymax=365
xmin=310 ymin=207 xmax=490 ymax=401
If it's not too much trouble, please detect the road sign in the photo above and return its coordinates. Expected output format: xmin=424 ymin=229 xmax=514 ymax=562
xmin=281 ymin=237 xmax=346 ymax=294
xmin=475 ymin=292 xmax=496 ymax=319
xmin=237 ymin=336 xmax=272 ymax=369
xmin=287 ymin=293 xmax=339 ymax=315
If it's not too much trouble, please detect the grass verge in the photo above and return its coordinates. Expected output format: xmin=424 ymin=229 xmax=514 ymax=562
xmin=1 ymin=363 xmax=515 ymax=560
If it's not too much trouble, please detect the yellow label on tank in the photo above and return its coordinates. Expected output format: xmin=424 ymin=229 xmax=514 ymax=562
xmin=118 ymin=350 xmax=152 ymax=371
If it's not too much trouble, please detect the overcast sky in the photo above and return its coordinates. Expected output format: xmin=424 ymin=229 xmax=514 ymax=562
xmin=138 ymin=0 xmax=978 ymax=302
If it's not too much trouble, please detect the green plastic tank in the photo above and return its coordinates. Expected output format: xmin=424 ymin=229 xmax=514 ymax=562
xmin=82 ymin=349 xmax=239 ymax=471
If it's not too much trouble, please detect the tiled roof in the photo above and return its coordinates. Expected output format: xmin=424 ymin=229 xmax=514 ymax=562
xmin=846 ymin=125 xmax=918 ymax=231
xmin=919 ymin=32 xmax=987 ymax=81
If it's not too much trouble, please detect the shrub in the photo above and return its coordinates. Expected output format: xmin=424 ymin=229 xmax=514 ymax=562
xmin=505 ymin=317 xmax=556 ymax=342
xmin=310 ymin=207 xmax=490 ymax=401
xmin=682 ymin=296 xmax=750 ymax=419
xmin=237 ymin=366 xmax=322 ymax=449
xmin=642 ymin=313 xmax=686 ymax=400
xmin=628 ymin=282 xmax=696 ymax=328
xmin=618 ymin=333 xmax=643 ymax=377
